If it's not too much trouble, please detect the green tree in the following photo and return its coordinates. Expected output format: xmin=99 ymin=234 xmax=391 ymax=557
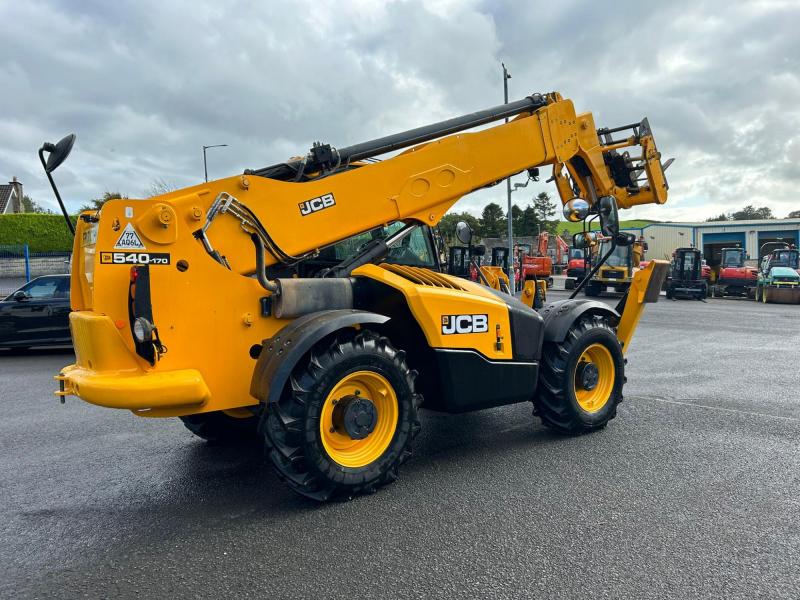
xmin=518 ymin=205 xmax=540 ymax=236
xmin=706 ymin=212 xmax=730 ymax=222
xmin=789 ymin=210 xmax=800 ymax=219
xmin=480 ymin=202 xmax=507 ymax=237
xmin=510 ymin=204 xmax=523 ymax=234
xmin=21 ymin=195 xmax=53 ymax=214
xmin=731 ymin=205 xmax=774 ymax=220
xmin=532 ymin=192 xmax=558 ymax=234
xmin=79 ymin=191 xmax=127 ymax=212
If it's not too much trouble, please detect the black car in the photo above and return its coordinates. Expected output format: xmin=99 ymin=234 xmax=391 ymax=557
xmin=0 ymin=275 xmax=71 ymax=349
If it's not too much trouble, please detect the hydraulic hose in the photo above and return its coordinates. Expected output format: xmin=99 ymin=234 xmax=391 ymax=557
xmin=251 ymin=234 xmax=279 ymax=293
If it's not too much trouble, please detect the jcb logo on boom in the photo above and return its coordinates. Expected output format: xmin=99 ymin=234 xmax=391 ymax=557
xmin=441 ymin=314 xmax=489 ymax=335
xmin=299 ymin=193 xmax=336 ymax=216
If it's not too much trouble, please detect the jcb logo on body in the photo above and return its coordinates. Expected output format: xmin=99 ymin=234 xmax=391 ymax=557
xmin=299 ymin=193 xmax=336 ymax=216
xmin=441 ymin=314 xmax=489 ymax=335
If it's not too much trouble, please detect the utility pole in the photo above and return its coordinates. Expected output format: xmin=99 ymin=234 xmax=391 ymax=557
xmin=502 ymin=63 xmax=514 ymax=292
xmin=203 ymin=144 xmax=228 ymax=182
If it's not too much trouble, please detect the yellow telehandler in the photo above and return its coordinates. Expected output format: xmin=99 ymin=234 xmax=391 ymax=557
xmin=41 ymin=91 xmax=669 ymax=500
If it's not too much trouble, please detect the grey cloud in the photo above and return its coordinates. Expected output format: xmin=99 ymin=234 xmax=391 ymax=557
xmin=0 ymin=0 xmax=798 ymax=221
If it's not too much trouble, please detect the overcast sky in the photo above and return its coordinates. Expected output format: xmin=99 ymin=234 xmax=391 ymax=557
xmin=2 ymin=0 xmax=798 ymax=222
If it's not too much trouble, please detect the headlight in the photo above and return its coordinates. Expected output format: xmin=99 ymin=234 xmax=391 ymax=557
xmin=133 ymin=317 xmax=154 ymax=343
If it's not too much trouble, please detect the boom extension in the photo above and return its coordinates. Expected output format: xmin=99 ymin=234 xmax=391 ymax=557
xmin=198 ymin=93 xmax=669 ymax=272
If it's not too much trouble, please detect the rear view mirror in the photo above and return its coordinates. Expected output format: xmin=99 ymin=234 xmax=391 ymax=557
xmin=598 ymin=196 xmax=619 ymax=238
xmin=455 ymin=221 xmax=472 ymax=246
xmin=563 ymin=198 xmax=590 ymax=222
xmin=572 ymin=231 xmax=599 ymax=249
xmin=42 ymin=133 xmax=76 ymax=173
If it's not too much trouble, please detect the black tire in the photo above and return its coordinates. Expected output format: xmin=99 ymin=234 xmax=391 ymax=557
xmin=179 ymin=410 xmax=259 ymax=444
xmin=564 ymin=278 xmax=576 ymax=290
xmin=665 ymin=287 xmax=673 ymax=300
xmin=534 ymin=314 xmax=624 ymax=434
xmin=261 ymin=330 xmax=421 ymax=502
xmin=584 ymin=281 xmax=601 ymax=297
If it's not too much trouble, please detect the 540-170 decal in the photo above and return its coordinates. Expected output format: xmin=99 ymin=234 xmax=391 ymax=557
xmin=100 ymin=252 xmax=171 ymax=265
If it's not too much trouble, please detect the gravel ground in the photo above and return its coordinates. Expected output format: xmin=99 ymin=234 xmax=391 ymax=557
xmin=1 ymin=292 xmax=798 ymax=599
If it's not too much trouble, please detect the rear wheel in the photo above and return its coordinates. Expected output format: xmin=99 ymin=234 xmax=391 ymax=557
xmin=534 ymin=315 xmax=624 ymax=434
xmin=179 ymin=410 xmax=259 ymax=444
xmin=262 ymin=330 xmax=421 ymax=501
xmin=584 ymin=281 xmax=601 ymax=297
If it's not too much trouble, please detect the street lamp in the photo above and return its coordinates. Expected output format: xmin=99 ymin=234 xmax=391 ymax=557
xmin=203 ymin=144 xmax=228 ymax=182
xmin=502 ymin=63 xmax=514 ymax=291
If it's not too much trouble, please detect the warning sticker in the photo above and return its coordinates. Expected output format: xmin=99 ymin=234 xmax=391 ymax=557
xmin=114 ymin=223 xmax=145 ymax=250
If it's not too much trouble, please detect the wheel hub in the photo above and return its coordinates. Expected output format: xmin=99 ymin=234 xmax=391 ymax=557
xmin=576 ymin=361 xmax=599 ymax=391
xmin=332 ymin=395 xmax=378 ymax=440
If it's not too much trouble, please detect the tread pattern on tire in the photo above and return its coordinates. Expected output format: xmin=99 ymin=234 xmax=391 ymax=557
xmin=262 ymin=329 xmax=422 ymax=501
xmin=534 ymin=314 xmax=624 ymax=434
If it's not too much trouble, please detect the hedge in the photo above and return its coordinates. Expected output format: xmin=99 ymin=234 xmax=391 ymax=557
xmin=0 ymin=214 xmax=77 ymax=252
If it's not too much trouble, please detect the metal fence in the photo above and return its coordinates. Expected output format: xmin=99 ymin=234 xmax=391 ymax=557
xmin=0 ymin=244 xmax=71 ymax=297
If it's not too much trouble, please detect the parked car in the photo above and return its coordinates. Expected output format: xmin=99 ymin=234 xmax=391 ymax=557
xmin=0 ymin=275 xmax=71 ymax=349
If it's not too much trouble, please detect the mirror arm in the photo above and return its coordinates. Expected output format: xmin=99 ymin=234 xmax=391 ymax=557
xmin=39 ymin=147 xmax=75 ymax=236
xmin=570 ymin=237 xmax=617 ymax=299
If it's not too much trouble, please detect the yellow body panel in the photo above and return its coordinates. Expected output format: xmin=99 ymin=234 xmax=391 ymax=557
xmin=616 ymin=260 xmax=669 ymax=354
xmin=353 ymin=264 xmax=513 ymax=360
xmin=58 ymin=91 xmax=669 ymax=417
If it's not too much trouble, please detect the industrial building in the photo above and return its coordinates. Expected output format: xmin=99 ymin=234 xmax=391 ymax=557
xmin=622 ymin=219 xmax=800 ymax=267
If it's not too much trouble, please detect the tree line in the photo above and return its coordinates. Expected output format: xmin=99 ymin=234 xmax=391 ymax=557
xmin=438 ymin=191 xmax=560 ymax=244
xmin=706 ymin=205 xmax=800 ymax=221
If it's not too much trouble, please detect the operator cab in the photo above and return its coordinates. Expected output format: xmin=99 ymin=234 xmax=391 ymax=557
xmin=273 ymin=222 xmax=441 ymax=279
xmin=721 ymin=248 xmax=745 ymax=268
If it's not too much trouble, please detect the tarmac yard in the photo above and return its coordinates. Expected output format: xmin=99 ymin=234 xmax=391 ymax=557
xmin=2 ymin=292 xmax=799 ymax=598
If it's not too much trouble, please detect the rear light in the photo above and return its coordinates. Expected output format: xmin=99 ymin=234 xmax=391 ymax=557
xmin=133 ymin=317 xmax=154 ymax=343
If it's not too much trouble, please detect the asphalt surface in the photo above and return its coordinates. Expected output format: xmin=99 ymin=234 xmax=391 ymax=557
xmin=2 ymin=292 xmax=799 ymax=598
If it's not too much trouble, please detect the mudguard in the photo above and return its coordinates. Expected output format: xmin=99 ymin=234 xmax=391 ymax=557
xmin=540 ymin=299 xmax=620 ymax=343
xmin=249 ymin=309 xmax=389 ymax=404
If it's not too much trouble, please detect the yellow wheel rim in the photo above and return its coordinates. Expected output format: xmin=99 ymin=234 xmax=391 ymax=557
xmin=319 ymin=370 xmax=398 ymax=468
xmin=574 ymin=343 xmax=615 ymax=413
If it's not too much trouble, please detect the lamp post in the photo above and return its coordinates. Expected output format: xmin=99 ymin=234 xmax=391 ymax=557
xmin=509 ymin=179 xmax=532 ymax=287
xmin=502 ymin=63 xmax=514 ymax=291
xmin=203 ymin=144 xmax=228 ymax=182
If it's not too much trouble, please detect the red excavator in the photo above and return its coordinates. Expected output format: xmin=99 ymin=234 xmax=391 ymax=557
xmin=519 ymin=232 xmax=569 ymax=287
xmin=710 ymin=247 xmax=758 ymax=298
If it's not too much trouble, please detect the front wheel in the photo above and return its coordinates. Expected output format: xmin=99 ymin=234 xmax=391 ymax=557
xmin=262 ymin=330 xmax=421 ymax=501
xmin=534 ymin=315 xmax=624 ymax=434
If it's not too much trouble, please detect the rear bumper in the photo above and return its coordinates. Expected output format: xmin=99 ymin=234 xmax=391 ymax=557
xmin=55 ymin=311 xmax=210 ymax=410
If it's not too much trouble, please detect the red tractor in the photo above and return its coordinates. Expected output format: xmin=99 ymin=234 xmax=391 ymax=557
xmin=710 ymin=247 xmax=758 ymax=298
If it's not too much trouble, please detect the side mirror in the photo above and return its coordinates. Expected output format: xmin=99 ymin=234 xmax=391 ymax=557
xmin=455 ymin=221 xmax=472 ymax=246
xmin=562 ymin=198 xmax=590 ymax=222
xmin=13 ymin=290 xmax=29 ymax=302
xmin=572 ymin=231 xmax=599 ymax=249
xmin=472 ymin=244 xmax=486 ymax=257
xmin=598 ymin=196 xmax=619 ymax=238
xmin=41 ymin=133 xmax=76 ymax=173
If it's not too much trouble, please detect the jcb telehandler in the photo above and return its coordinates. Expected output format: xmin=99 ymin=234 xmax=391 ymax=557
xmin=42 ymin=91 xmax=669 ymax=501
